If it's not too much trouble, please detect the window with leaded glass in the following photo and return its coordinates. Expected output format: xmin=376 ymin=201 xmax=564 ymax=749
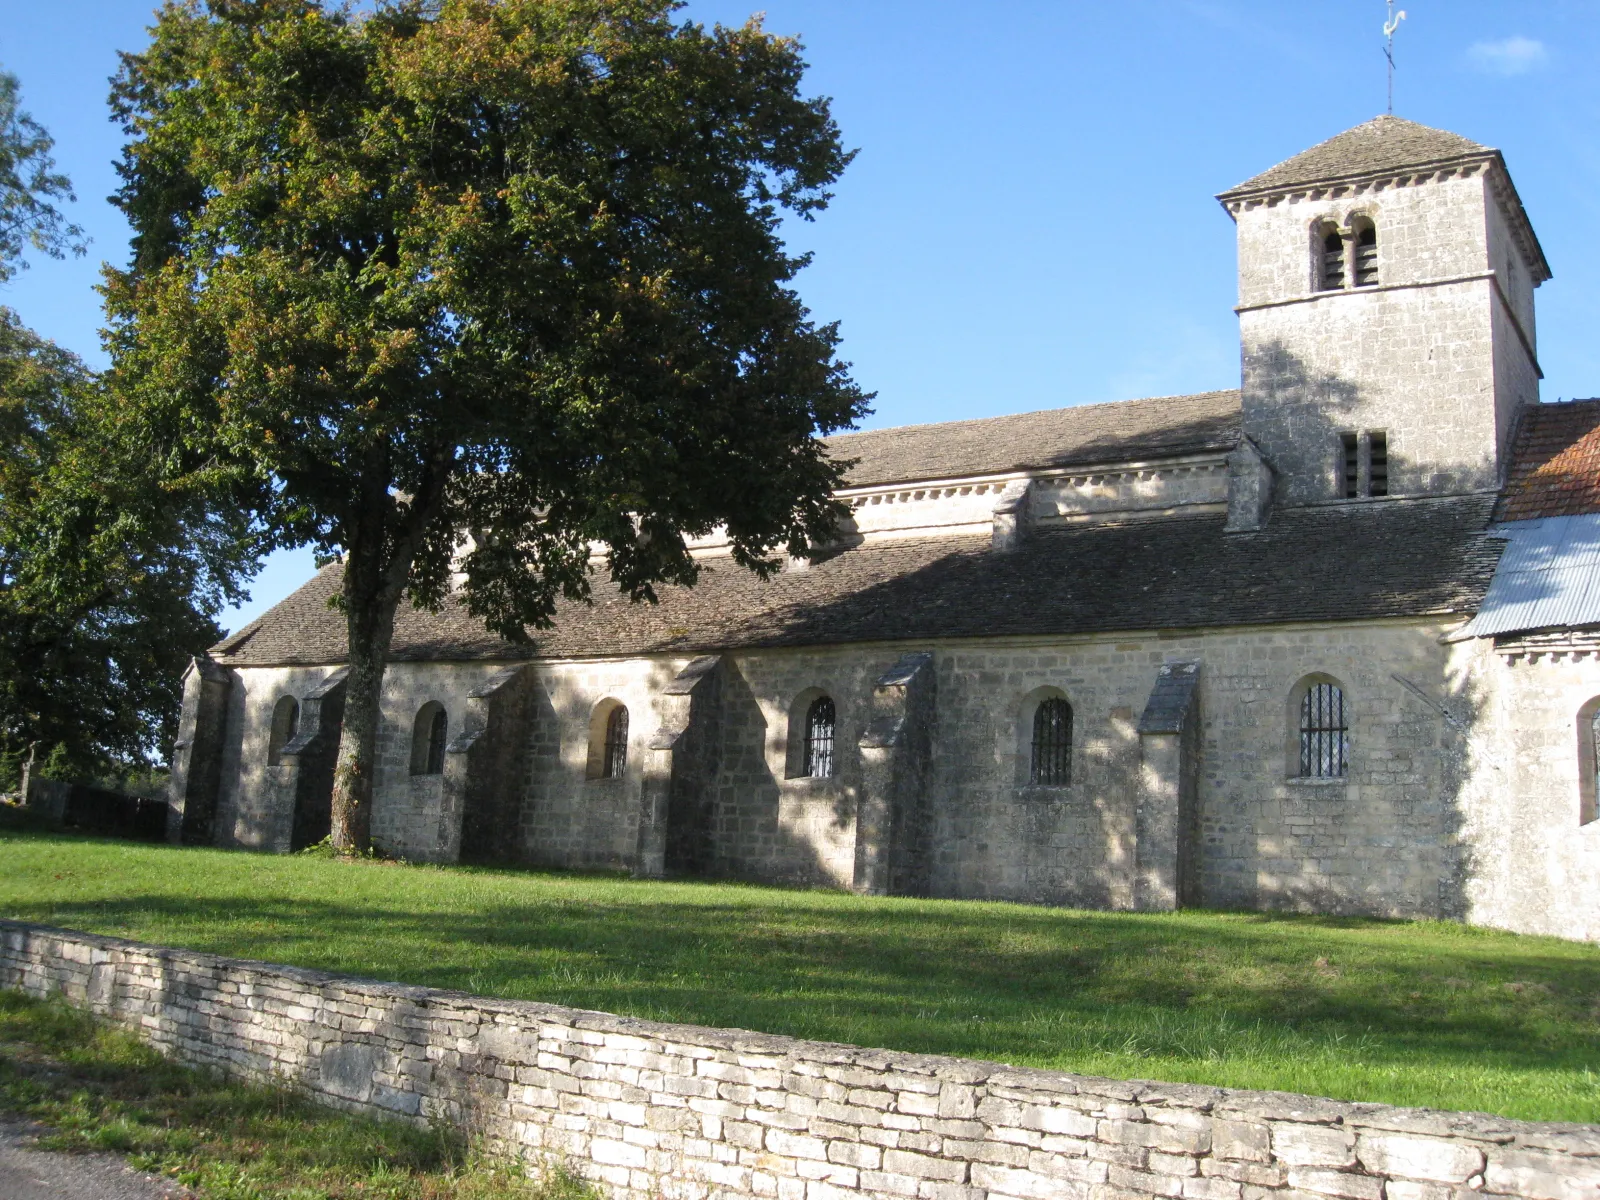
xmin=1031 ymin=697 xmax=1073 ymax=786
xmin=1299 ymin=683 xmax=1348 ymax=778
xmin=603 ymin=705 xmax=629 ymax=779
xmin=803 ymin=697 xmax=835 ymax=779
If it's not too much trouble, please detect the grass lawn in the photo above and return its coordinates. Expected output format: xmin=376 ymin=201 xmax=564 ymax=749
xmin=0 ymin=988 xmax=595 ymax=1199
xmin=2 ymin=826 xmax=1598 ymax=1124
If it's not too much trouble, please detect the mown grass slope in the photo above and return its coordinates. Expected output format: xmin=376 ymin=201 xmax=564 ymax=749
xmin=3 ymin=828 xmax=1598 ymax=1122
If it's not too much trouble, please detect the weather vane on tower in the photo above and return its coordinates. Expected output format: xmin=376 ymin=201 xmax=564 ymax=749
xmin=1384 ymin=1 xmax=1407 ymax=115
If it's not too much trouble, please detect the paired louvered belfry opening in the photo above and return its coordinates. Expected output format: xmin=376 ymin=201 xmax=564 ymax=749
xmin=1354 ymin=220 xmax=1379 ymax=286
xmin=1317 ymin=218 xmax=1379 ymax=291
xmin=1322 ymin=229 xmax=1346 ymax=290
xmin=1341 ymin=431 xmax=1389 ymax=499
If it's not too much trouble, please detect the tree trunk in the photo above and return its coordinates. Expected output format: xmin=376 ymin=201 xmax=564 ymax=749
xmin=328 ymin=541 xmax=405 ymax=853
xmin=328 ymin=583 xmax=400 ymax=852
xmin=326 ymin=451 xmax=453 ymax=854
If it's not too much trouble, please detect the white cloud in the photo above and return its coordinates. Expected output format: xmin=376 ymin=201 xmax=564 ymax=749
xmin=1467 ymin=36 xmax=1549 ymax=77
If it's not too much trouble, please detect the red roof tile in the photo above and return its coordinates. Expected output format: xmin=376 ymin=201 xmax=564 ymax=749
xmin=1499 ymin=401 xmax=1600 ymax=522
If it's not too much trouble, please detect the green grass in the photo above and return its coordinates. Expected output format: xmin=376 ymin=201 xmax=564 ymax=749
xmin=2 ymin=827 xmax=1599 ymax=1123
xmin=0 ymin=987 xmax=598 ymax=1199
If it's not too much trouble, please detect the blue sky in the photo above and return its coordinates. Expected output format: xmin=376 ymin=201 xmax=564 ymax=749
xmin=2 ymin=0 xmax=1597 ymax=631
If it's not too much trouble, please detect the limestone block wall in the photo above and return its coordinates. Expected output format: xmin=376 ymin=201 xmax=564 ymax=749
xmin=918 ymin=619 xmax=1463 ymax=918
xmin=214 ymin=662 xmax=344 ymax=851
xmin=514 ymin=658 xmax=688 ymax=872
xmin=713 ymin=649 xmax=883 ymax=889
xmin=1239 ymin=280 xmax=1501 ymax=502
xmin=209 ymin=613 xmax=1494 ymax=923
xmin=4 ymin=921 xmax=1596 ymax=1200
xmin=368 ymin=661 xmax=530 ymax=861
xmin=1231 ymin=169 xmax=1535 ymax=502
xmin=1455 ymin=638 xmax=1600 ymax=942
xmin=1234 ymin=172 xmax=1495 ymax=310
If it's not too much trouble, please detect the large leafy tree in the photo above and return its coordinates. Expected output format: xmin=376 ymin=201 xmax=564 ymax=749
xmin=0 ymin=311 xmax=246 ymax=781
xmin=108 ymin=0 xmax=868 ymax=850
xmin=0 ymin=68 xmax=87 ymax=282
xmin=0 ymin=66 xmax=245 ymax=784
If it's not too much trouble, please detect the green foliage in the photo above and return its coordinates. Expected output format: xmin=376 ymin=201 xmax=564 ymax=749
xmin=0 ymin=988 xmax=601 ymax=1199
xmin=0 ymin=69 xmax=88 ymax=282
xmin=0 ymin=306 xmax=251 ymax=778
xmin=5 ymin=828 xmax=1600 ymax=1122
xmin=107 ymin=0 xmax=869 ymax=845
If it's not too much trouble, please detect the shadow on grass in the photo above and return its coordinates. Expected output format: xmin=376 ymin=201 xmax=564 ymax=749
xmin=10 ymin=872 xmax=1600 ymax=1083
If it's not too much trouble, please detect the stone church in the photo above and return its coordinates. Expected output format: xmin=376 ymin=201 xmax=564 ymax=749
xmin=167 ymin=116 xmax=1600 ymax=941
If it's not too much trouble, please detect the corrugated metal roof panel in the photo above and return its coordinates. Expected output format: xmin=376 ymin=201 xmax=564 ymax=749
xmin=1455 ymin=513 xmax=1600 ymax=639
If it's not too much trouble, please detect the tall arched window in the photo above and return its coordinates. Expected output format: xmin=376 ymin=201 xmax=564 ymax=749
xmin=267 ymin=696 xmax=300 ymax=766
xmin=1578 ymin=698 xmax=1600 ymax=826
xmin=1319 ymin=225 xmax=1345 ymax=290
xmin=1031 ymin=697 xmax=1073 ymax=785
xmin=411 ymin=702 xmax=448 ymax=776
xmin=803 ymin=697 xmax=836 ymax=779
xmin=603 ymin=704 xmax=629 ymax=779
xmin=1298 ymin=682 xmax=1348 ymax=778
xmin=1590 ymin=708 xmax=1600 ymax=826
xmin=1352 ymin=217 xmax=1379 ymax=287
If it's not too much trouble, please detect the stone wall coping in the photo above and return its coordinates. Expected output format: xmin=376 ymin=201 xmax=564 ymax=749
xmin=6 ymin=916 xmax=1597 ymax=1163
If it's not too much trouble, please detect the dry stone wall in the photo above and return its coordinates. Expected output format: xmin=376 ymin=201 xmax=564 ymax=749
xmin=3 ymin=920 xmax=1595 ymax=1200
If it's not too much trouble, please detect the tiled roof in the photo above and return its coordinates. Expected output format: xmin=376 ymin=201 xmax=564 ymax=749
xmin=1498 ymin=400 xmax=1600 ymax=522
xmin=1220 ymin=116 xmax=1491 ymax=198
xmin=824 ymin=390 xmax=1240 ymax=488
xmin=214 ymin=494 xmax=1501 ymax=667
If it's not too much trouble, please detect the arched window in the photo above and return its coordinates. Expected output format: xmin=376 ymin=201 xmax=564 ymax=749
xmin=267 ymin=696 xmax=300 ymax=766
xmin=1590 ymin=707 xmax=1600 ymax=826
xmin=1298 ymin=681 xmax=1348 ymax=778
xmin=1030 ymin=697 xmax=1073 ymax=785
xmin=603 ymin=704 xmax=629 ymax=779
xmin=1578 ymin=698 xmax=1600 ymax=826
xmin=1351 ymin=217 xmax=1379 ymax=287
xmin=1319 ymin=225 xmax=1346 ymax=290
xmin=802 ymin=697 xmax=836 ymax=779
xmin=410 ymin=702 xmax=448 ymax=776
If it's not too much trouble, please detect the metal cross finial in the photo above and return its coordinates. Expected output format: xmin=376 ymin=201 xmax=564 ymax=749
xmin=1384 ymin=1 xmax=1407 ymax=115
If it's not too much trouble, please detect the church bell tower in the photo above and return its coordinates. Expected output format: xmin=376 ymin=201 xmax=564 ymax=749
xmin=1218 ymin=115 xmax=1549 ymax=506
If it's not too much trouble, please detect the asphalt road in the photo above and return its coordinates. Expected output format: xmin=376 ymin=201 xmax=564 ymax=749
xmin=0 ymin=1119 xmax=191 ymax=1200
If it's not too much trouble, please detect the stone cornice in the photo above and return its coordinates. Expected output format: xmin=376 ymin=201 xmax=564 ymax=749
xmin=1217 ymin=151 xmax=1551 ymax=286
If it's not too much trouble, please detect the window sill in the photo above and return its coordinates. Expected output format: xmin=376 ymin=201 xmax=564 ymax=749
xmin=1016 ymin=784 xmax=1073 ymax=798
xmin=782 ymin=774 xmax=841 ymax=788
xmin=1285 ymin=776 xmax=1347 ymax=787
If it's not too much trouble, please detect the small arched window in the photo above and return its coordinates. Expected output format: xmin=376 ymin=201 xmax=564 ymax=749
xmin=803 ymin=697 xmax=836 ymax=779
xmin=603 ymin=704 xmax=629 ymax=779
xmin=1578 ymin=698 xmax=1600 ymax=826
xmin=410 ymin=702 xmax=448 ymax=776
xmin=1320 ymin=225 xmax=1346 ymax=290
xmin=267 ymin=696 xmax=300 ymax=767
xmin=1298 ymin=682 xmax=1348 ymax=778
xmin=1351 ymin=217 xmax=1378 ymax=287
xmin=1030 ymin=697 xmax=1073 ymax=785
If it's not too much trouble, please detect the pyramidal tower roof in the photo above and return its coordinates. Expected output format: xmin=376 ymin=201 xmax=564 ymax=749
xmin=1219 ymin=115 xmax=1492 ymax=198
